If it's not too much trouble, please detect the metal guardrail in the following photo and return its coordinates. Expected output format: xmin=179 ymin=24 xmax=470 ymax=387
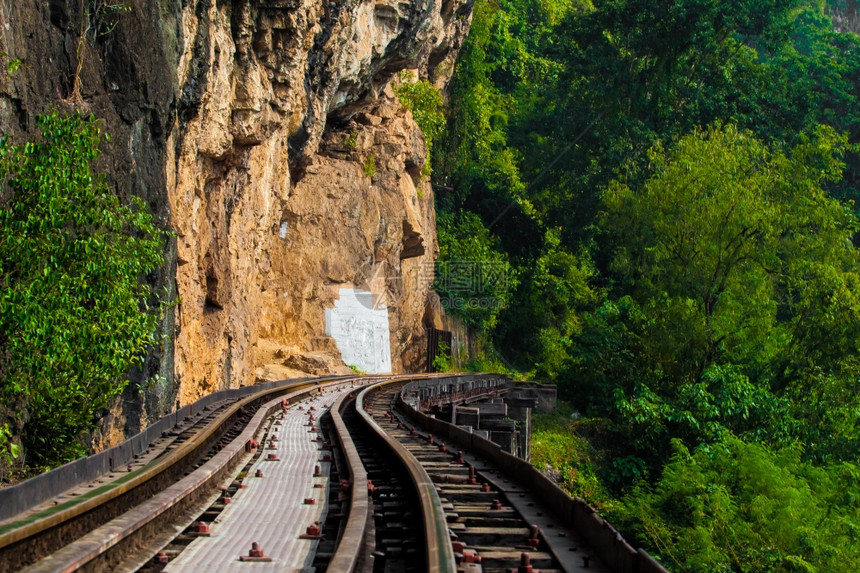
xmin=401 ymin=374 xmax=512 ymax=410
xmin=396 ymin=377 xmax=670 ymax=573
xmin=0 ymin=375 xmax=349 ymax=523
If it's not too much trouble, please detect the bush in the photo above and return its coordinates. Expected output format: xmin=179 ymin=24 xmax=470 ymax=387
xmin=613 ymin=437 xmax=860 ymax=572
xmin=531 ymin=409 xmax=610 ymax=505
xmin=393 ymin=72 xmax=446 ymax=172
xmin=0 ymin=112 xmax=170 ymax=466
xmin=363 ymin=153 xmax=376 ymax=178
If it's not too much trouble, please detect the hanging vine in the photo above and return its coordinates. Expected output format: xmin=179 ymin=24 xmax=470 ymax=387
xmin=70 ymin=1 xmax=132 ymax=102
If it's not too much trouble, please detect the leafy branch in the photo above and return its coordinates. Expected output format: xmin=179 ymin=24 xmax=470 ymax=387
xmin=0 ymin=112 xmax=171 ymax=465
xmin=0 ymin=423 xmax=20 ymax=482
xmin=393 ymin=71 xmax=445 ymax=176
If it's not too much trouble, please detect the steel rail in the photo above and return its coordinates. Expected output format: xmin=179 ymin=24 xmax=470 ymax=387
xmin=394 ymin=378 xmax=670 ymax=573
xmin=18 ymin=380 xmax=343 ymax=572
xmin=355 ymin=378 xmax=457 ymax=573
xmin=1 ymin=372 xmax=667 ymax=573
xmin=0 ymin=377 xmax=344 ymax=570
xmin=324 ymin=387 xmax=370 ymax=573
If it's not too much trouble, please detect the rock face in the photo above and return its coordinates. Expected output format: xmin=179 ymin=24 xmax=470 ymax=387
xmin=0 ymin=0 xmax=471 ymax=443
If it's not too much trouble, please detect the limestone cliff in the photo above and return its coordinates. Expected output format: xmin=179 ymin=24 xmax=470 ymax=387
xmin=0 ymin=0 xmax=471 ymax=444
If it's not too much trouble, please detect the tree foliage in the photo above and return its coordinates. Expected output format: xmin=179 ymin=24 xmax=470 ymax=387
xmin=434 ymin=211 xmax=516 ymax=332
xmin=497 ymin=229 xmax=599 ymax=378
xmin=615 ymin=437 xmax=860 ymax=572
xmin=0 ymin=112 xmax=169 ymax=466
xmin=393 ymin=73 xmax=445 ymax=174
xmin=437 ymin=0 xmax=860 ymax=567
xmin=393 ymin=74 xmax=445 ymax=145
xmin=567 ymin=125 xmax=860 ymax=473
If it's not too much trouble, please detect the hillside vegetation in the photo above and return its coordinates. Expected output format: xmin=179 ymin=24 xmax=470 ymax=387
xmin=437 ymin=0 xmax=860 ymax=569
xmin=0 ymin=113 xmax=170 ymax=471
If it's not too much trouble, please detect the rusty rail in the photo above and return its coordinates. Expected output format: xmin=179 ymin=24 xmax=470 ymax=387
xmin=0 ymin=378 xmax=345 ymax=572
xmin=356 ymin=379 xmax=458 ymax=573
xmin=325 ymin=388 xmax=370 ymax=573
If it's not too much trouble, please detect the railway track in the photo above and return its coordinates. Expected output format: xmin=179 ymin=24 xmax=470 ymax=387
xmin=0 ymin=377 xmax=348 ymax=572
xmin=351 ymin=380 xmax=598 ymax=573
xmin=0 ymin=374 xmax=666 ymax=573
xmin=341 ymin=387 xmax=428 ymax=571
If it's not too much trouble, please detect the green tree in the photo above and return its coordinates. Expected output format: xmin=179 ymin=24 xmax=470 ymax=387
xmin=0 ymin=112 xmax=170 ymax=466
xmin=519 ymin=0 xmax=860 ymax=246
xmin=615 ymin=437 xmax=860 ymax=572
xmin=438 ymin=0 xmax=558 ymax=259
xmin=437 ymin=0 xmax=594 ymax=370
xmin=566 ymin=124 xmax=860 ymax=469
xmin=393 ymin=73 xmax=446 ymax=173
xmin=766 ymin=5 xmax=860 ymax=206
xmin=434 ymin=211 xmax=516 ymax=332
xmin=496 ymin=229 xmax=599 ymax=377
xmin=537 ymin=0 xmax=799 ymax=230
xmin=436 ymin=0 xmax=860 ymax=564
xmin=441 ymin=0 xmax=860 ymax=372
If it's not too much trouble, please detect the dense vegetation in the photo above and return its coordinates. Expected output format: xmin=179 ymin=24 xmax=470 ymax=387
xmin=437 ymin=0 xmax=860 ymax=569
xmin=0 ymin=112 xmax=169 ymax=469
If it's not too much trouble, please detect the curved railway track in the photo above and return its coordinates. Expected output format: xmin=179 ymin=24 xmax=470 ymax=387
xmin=350 ymin=379 xmax=606 ymax=573
xmin=0 ymin=374 xmax=666 ymax=573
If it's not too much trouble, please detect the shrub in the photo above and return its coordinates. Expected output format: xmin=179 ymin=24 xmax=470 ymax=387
xmin=344 ymin=130 xmax=357 ymax=150
xmin=362 ymin=153 xmax=376 ymax=178
xmin=393 ymin=72 xmax=446 ymax=172
xmin=0 ymin=112 xmax=171 ymax=466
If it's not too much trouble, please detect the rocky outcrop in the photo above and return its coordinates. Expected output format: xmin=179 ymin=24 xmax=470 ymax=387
xmin=254 ymin=87 xmax=438 ymax=380
xmin=170 ymin=0 xmax=465 ymax=402
xmin=0 ymin=0 xmax=472 ymax=443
